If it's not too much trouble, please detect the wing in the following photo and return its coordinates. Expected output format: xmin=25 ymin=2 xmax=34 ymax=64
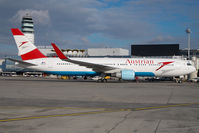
xmin=6 ymin=58 xmax=36 ymax=67
xmin=51 ymin=43 xmax=116 ymax=72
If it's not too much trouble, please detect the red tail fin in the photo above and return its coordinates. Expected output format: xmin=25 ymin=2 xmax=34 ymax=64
xmin=11 ymin=28 xmax=46 ymax=60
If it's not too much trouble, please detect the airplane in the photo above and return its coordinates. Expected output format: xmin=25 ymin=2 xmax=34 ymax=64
xmin=9 ymin=28 xmax=196 ymax=82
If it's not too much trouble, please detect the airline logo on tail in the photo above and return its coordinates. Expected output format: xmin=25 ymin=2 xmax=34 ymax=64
xmin=11 ymin=28 xmax=46 ymax=61
xmin=19 ymin=41 xmax=28 ymax=47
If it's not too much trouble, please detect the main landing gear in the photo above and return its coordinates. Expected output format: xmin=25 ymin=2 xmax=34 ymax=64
xmin=175 ymin=78 xmax=183 ymax=83
xmin=97 ymin=78 xmax=108 ymax=83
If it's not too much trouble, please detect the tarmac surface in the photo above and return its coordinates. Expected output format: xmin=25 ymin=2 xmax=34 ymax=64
xmin=0 ymin=76 xmax=199 ymax=133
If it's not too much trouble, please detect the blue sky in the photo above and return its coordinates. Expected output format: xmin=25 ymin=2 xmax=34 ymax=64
xmin=0 ymin=0 xmax=198 ymax=56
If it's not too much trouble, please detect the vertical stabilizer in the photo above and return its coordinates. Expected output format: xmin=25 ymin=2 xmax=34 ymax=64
xmin=11 ymin=28 xmax=46 ymax=60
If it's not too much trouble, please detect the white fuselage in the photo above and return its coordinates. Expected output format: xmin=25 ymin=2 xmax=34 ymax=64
xmin=24 ymin=57 xmax=196 ymax=77
xmin=11 ymin=28 xmax=195 ymax=78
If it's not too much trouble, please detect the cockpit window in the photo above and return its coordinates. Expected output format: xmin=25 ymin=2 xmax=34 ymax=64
xmin=187 ymin=63 xmax=192 ymax=66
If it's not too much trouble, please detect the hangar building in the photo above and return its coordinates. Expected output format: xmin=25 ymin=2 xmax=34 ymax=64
xmin=131 ymin=44 xmax=179 ymax=56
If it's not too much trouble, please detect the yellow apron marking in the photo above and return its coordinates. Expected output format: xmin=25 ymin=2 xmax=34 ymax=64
xmin=0 ymin=110 xmax=120 ymax=122
xmin=0 ymin=103 xmax=199 ymax=122
xmin=0 ymin=106 xmax=106 ymax=111
xmin=134 ymin=103 xmax=199 ymax=111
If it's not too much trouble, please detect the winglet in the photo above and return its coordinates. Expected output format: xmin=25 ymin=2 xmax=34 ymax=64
xmin=51 ymin=43 xmax=68 ymax=60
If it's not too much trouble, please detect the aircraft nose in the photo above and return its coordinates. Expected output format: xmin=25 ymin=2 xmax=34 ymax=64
xmin=190 ymin=66 xmax=196 ymax=73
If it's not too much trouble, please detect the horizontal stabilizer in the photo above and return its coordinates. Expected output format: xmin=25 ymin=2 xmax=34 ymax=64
xmin=6 ymin=58 xmax=37 ymax=67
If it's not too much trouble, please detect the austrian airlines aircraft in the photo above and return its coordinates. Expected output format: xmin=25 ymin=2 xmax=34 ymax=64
xmin=10 ymin=28 xmax=196 ymax=81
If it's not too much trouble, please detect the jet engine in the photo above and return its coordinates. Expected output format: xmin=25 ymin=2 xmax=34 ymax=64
xmin=114 ymin=69 xmax=135 ymax=80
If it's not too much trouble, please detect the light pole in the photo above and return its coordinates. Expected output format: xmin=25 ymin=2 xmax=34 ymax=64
xmin=186 ymin=28 xmax=191 ymax=60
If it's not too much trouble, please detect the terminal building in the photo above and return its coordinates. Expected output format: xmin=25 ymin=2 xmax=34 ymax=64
xmin=37 ymin=47 xmax=128 ymax=57
xmin=38 ymin=46 xmax=88 ymax=57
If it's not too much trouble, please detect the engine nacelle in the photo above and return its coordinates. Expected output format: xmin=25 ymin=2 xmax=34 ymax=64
xmin=115 ymin=69 xmax=135 ymax=80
